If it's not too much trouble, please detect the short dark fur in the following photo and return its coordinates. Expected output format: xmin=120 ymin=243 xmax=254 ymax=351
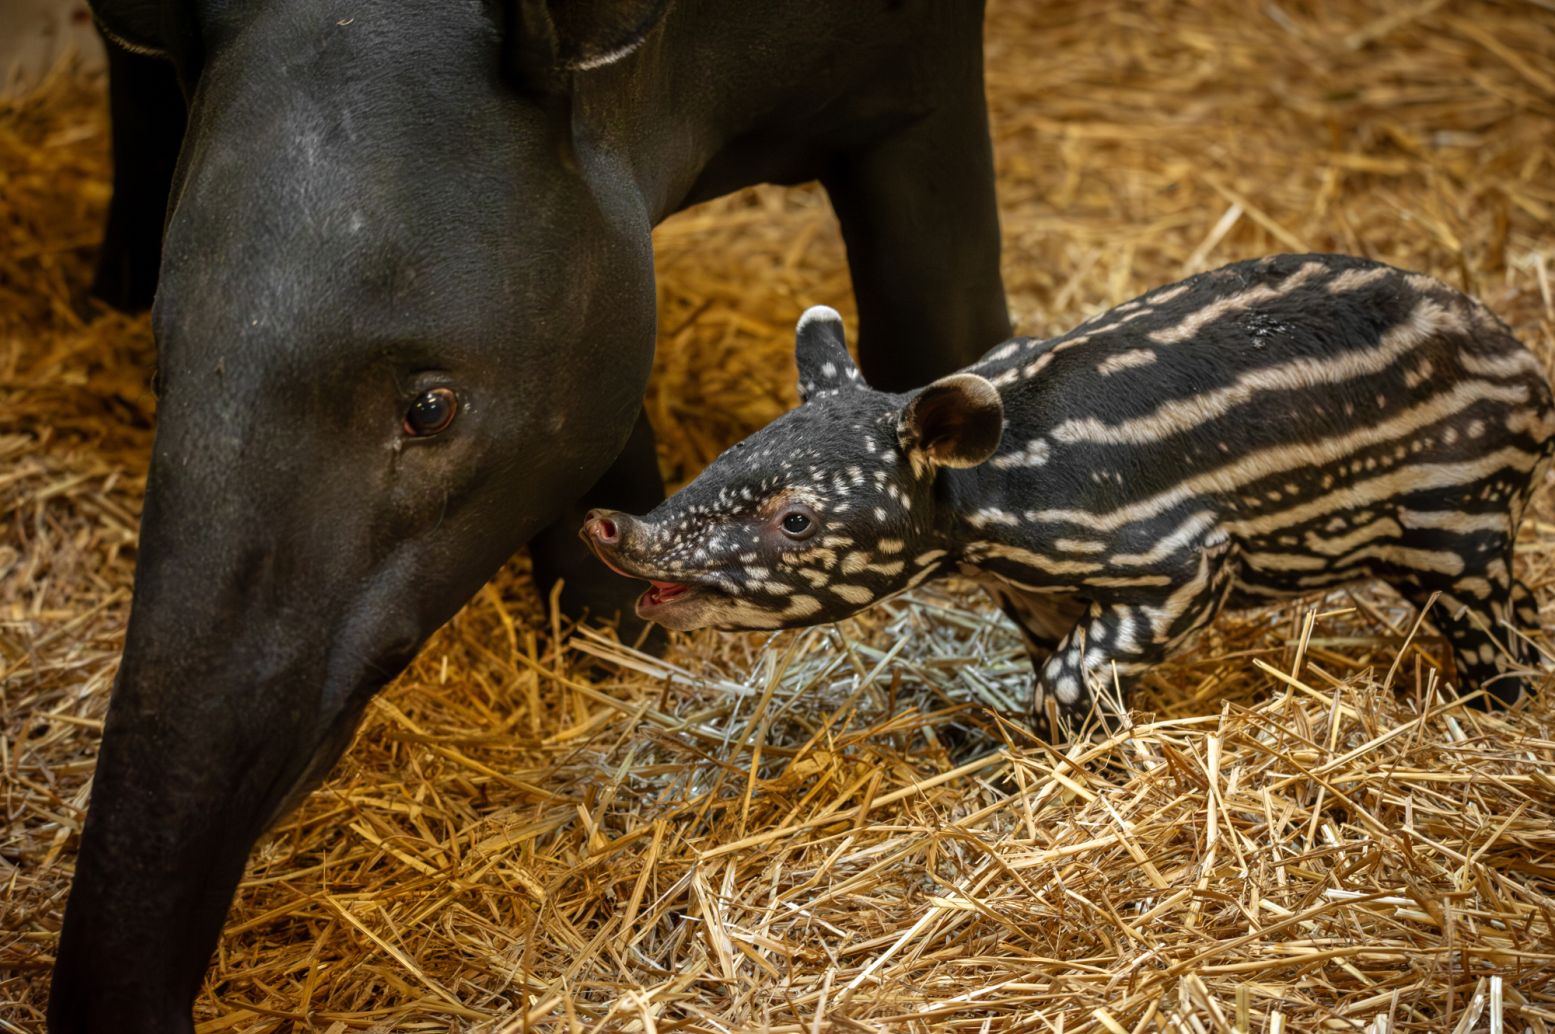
xmin=588 ymin=255 xmax=1555 ymax=738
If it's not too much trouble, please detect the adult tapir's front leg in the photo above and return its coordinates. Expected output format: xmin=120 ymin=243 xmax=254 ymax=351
xmin=529 ymin=407 xmax=667 ymax=648
xmin=821 ymin=47 xmax=1011 ymax=388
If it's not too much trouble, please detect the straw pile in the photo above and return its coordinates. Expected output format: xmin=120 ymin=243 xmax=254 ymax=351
xmin=4 ymin=1 xmax=1555 ymax=1031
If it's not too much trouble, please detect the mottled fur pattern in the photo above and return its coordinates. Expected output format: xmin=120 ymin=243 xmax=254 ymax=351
xmin=586 ymin=255 xmax=1555 ymax=737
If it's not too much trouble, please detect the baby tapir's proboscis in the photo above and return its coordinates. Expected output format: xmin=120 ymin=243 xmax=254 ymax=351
xmin=583 ymin=255 xmax=1555 ymax=736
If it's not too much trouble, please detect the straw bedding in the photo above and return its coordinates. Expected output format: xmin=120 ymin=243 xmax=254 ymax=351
xmin=3 ymin=1 xmax=1555 ymax=1030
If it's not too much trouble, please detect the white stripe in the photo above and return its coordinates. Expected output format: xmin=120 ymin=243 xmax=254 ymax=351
xmin=1052 ymin=297 xmax=1461 ymax=446
xmin=967 ymin=508 xmax=1021 ymax=528
xmin=1055 ymin=538 xmax=1109 ymax=554
xmin=1148 ymin=261 xmax=1326 ymax=345
xmin=1327 ymin=266 xmax=1392 ymax=293
xmin=1083 ymin=575 xmax=1175 ymax=589
xmin=1097 ymin=350 xmax=1159 ymax=376
xmin=1229 ymin=446 xmax=1539 ymax=538
xmin=970 ymin=543 xmax=1105 ymax=577
xmin=1397 ymin=510 xmax=1509 ymax=533
xmin=1027 ymin=378 xmax=1531 ymax=531
xmin=1458 ymin=347 xmax=1543 ymax=380
xmin=1108 ymin=511 xmax=1218 ymax=567
xmin=1253 ymin=544 xmax=1463 ymax=575
xmin=1243 ymin=551 xmax=1328 ymax=571
xmin=1303 ymin=517 xmax=1402 ymax=556
xmin=1148 ymin=284 xmax=1191 ymax=305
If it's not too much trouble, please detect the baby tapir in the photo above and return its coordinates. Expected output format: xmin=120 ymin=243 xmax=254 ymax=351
xmin=583 ymin=254 xmax=1555 ymax=736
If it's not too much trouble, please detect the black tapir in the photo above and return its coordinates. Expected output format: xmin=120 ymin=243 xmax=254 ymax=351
xmin=51 ymin=2 xmax=1011 ymax=1031
xmin=584 ymin=256 xmax=1554 ymax=735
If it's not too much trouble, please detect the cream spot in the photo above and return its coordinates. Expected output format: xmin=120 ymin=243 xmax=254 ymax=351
xmin=832 ymin=584 xmax=875 ymax=605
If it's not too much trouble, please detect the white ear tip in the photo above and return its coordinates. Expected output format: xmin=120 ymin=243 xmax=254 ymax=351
xmin=796 ymin=305 xmax=843 ymax=333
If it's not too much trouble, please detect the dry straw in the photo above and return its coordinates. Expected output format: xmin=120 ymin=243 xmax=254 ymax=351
xmin=4 ymin=1 xmax=1555 ymax=1031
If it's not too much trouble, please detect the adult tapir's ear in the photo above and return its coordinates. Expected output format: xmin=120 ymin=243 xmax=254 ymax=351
xmin=509 ymin=0 xmax=672 ymax=90
xmin=89 ymin=0 xmax=171 ymax=58
xmin=794 ymin=306 xmax=862 ymax=403
xmin=897 ymin=374 xmax=1005 ymax=470
xmin=90 ymin=0 xmax=203 ymax=85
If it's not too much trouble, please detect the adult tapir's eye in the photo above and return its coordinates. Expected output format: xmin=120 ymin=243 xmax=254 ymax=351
xmin=403 ymin=387 xmax=458 ymax=437
xmin=780 ymin=508 xmax=817 ymax=540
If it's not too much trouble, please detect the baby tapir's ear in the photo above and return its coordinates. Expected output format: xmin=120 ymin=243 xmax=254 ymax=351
xmin=794 ymin=306 xmax=862 ymax=402
xmin=897 ymin=373 xmax=1005 ymax=470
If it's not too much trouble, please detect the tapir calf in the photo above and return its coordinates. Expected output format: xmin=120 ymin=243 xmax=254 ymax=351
xmin=585 ymin=254 xmax=1555 ymax=734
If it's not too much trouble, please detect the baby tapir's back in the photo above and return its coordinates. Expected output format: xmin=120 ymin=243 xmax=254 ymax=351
xmin=969 ymin=254 xmax=1555 ymax=592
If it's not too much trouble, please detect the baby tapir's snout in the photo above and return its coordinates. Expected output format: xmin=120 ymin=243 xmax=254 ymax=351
xmin=581 ymin=508 xmax=624 ymax=549
xmin=579 ymin=508 xmax=642 ymax=574
xmin=579 ymin=506 xmax=746 ymax=631
xmin=575 ymin=305 xmax=1007 ymax=634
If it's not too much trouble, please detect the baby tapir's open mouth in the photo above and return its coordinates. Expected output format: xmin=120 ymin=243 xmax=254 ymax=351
xmin=579 ymin=511 xmax=722 ymax=629
xmin=639 ymin=579 xmax=700 ymax=614
xmin=589 ymin=549 xmax=703 ymax=616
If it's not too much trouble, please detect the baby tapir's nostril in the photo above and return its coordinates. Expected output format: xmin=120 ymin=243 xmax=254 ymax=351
xmin=582 ymin=509 xmax=621 ymax=546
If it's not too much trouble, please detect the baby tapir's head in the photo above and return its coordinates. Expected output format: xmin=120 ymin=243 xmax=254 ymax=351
xmin=581 ymin=307 xmax=1004 ymax=631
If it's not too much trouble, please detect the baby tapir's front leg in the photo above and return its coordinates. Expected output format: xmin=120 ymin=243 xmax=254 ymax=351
xmin=983 ymin=583 xmax=1087 ymax=663
xmin=1032 ymin=537 xmax=1238 ymax=740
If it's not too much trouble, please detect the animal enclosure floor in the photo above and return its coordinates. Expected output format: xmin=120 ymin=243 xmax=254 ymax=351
xmin=3 ymin=1 xmax=1555 ymax=1031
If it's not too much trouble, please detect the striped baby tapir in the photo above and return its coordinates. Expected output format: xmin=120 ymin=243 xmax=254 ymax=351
xmin=583 ymin=254 xmax=1555 ymax=737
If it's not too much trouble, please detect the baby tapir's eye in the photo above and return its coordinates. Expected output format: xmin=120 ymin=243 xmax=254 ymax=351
xmin=404 ymin=387 xmax=458 ymax=437
xmin=779 ymin=506 xmax=819 ymax=541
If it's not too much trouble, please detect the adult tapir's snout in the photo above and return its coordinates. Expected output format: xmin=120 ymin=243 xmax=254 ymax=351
xmin=50 ymin=2 xmax=661 ymax=1028
xmin=49 ymin=387 xmax=538 ymax=1031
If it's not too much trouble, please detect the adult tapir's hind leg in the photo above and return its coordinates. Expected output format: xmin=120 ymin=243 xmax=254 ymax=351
xmin=91 ymin=43 xmax=186 ymax=312
xmin=821 ymin=49 xmax=1011 ymax=389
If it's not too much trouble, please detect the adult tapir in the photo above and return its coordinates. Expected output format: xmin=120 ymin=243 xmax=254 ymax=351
xmin=51 ymin=1 xmax=1010 ymax=1030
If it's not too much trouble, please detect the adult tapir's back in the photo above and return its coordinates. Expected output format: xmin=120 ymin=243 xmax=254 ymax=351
xmin=971 ymin=253 xmax=1555 ymax=527
xmin=55 ymin=3 xmax=1011 ymax=1032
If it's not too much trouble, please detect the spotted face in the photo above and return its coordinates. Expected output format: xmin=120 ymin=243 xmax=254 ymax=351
xmin=582 ymin=307 xmax=1005 ymax=630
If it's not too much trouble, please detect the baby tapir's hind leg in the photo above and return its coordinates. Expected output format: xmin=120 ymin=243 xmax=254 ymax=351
xmin=1032 ymin=545 xmax=1237 ymax=740
xmin=1387 ymin=527 xmax=1536 ymax=707
xmin=1510 ymin=576 xmax=1541 ymax=631
xmin=1409 ymin=584 xmax=1532 ymax=706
